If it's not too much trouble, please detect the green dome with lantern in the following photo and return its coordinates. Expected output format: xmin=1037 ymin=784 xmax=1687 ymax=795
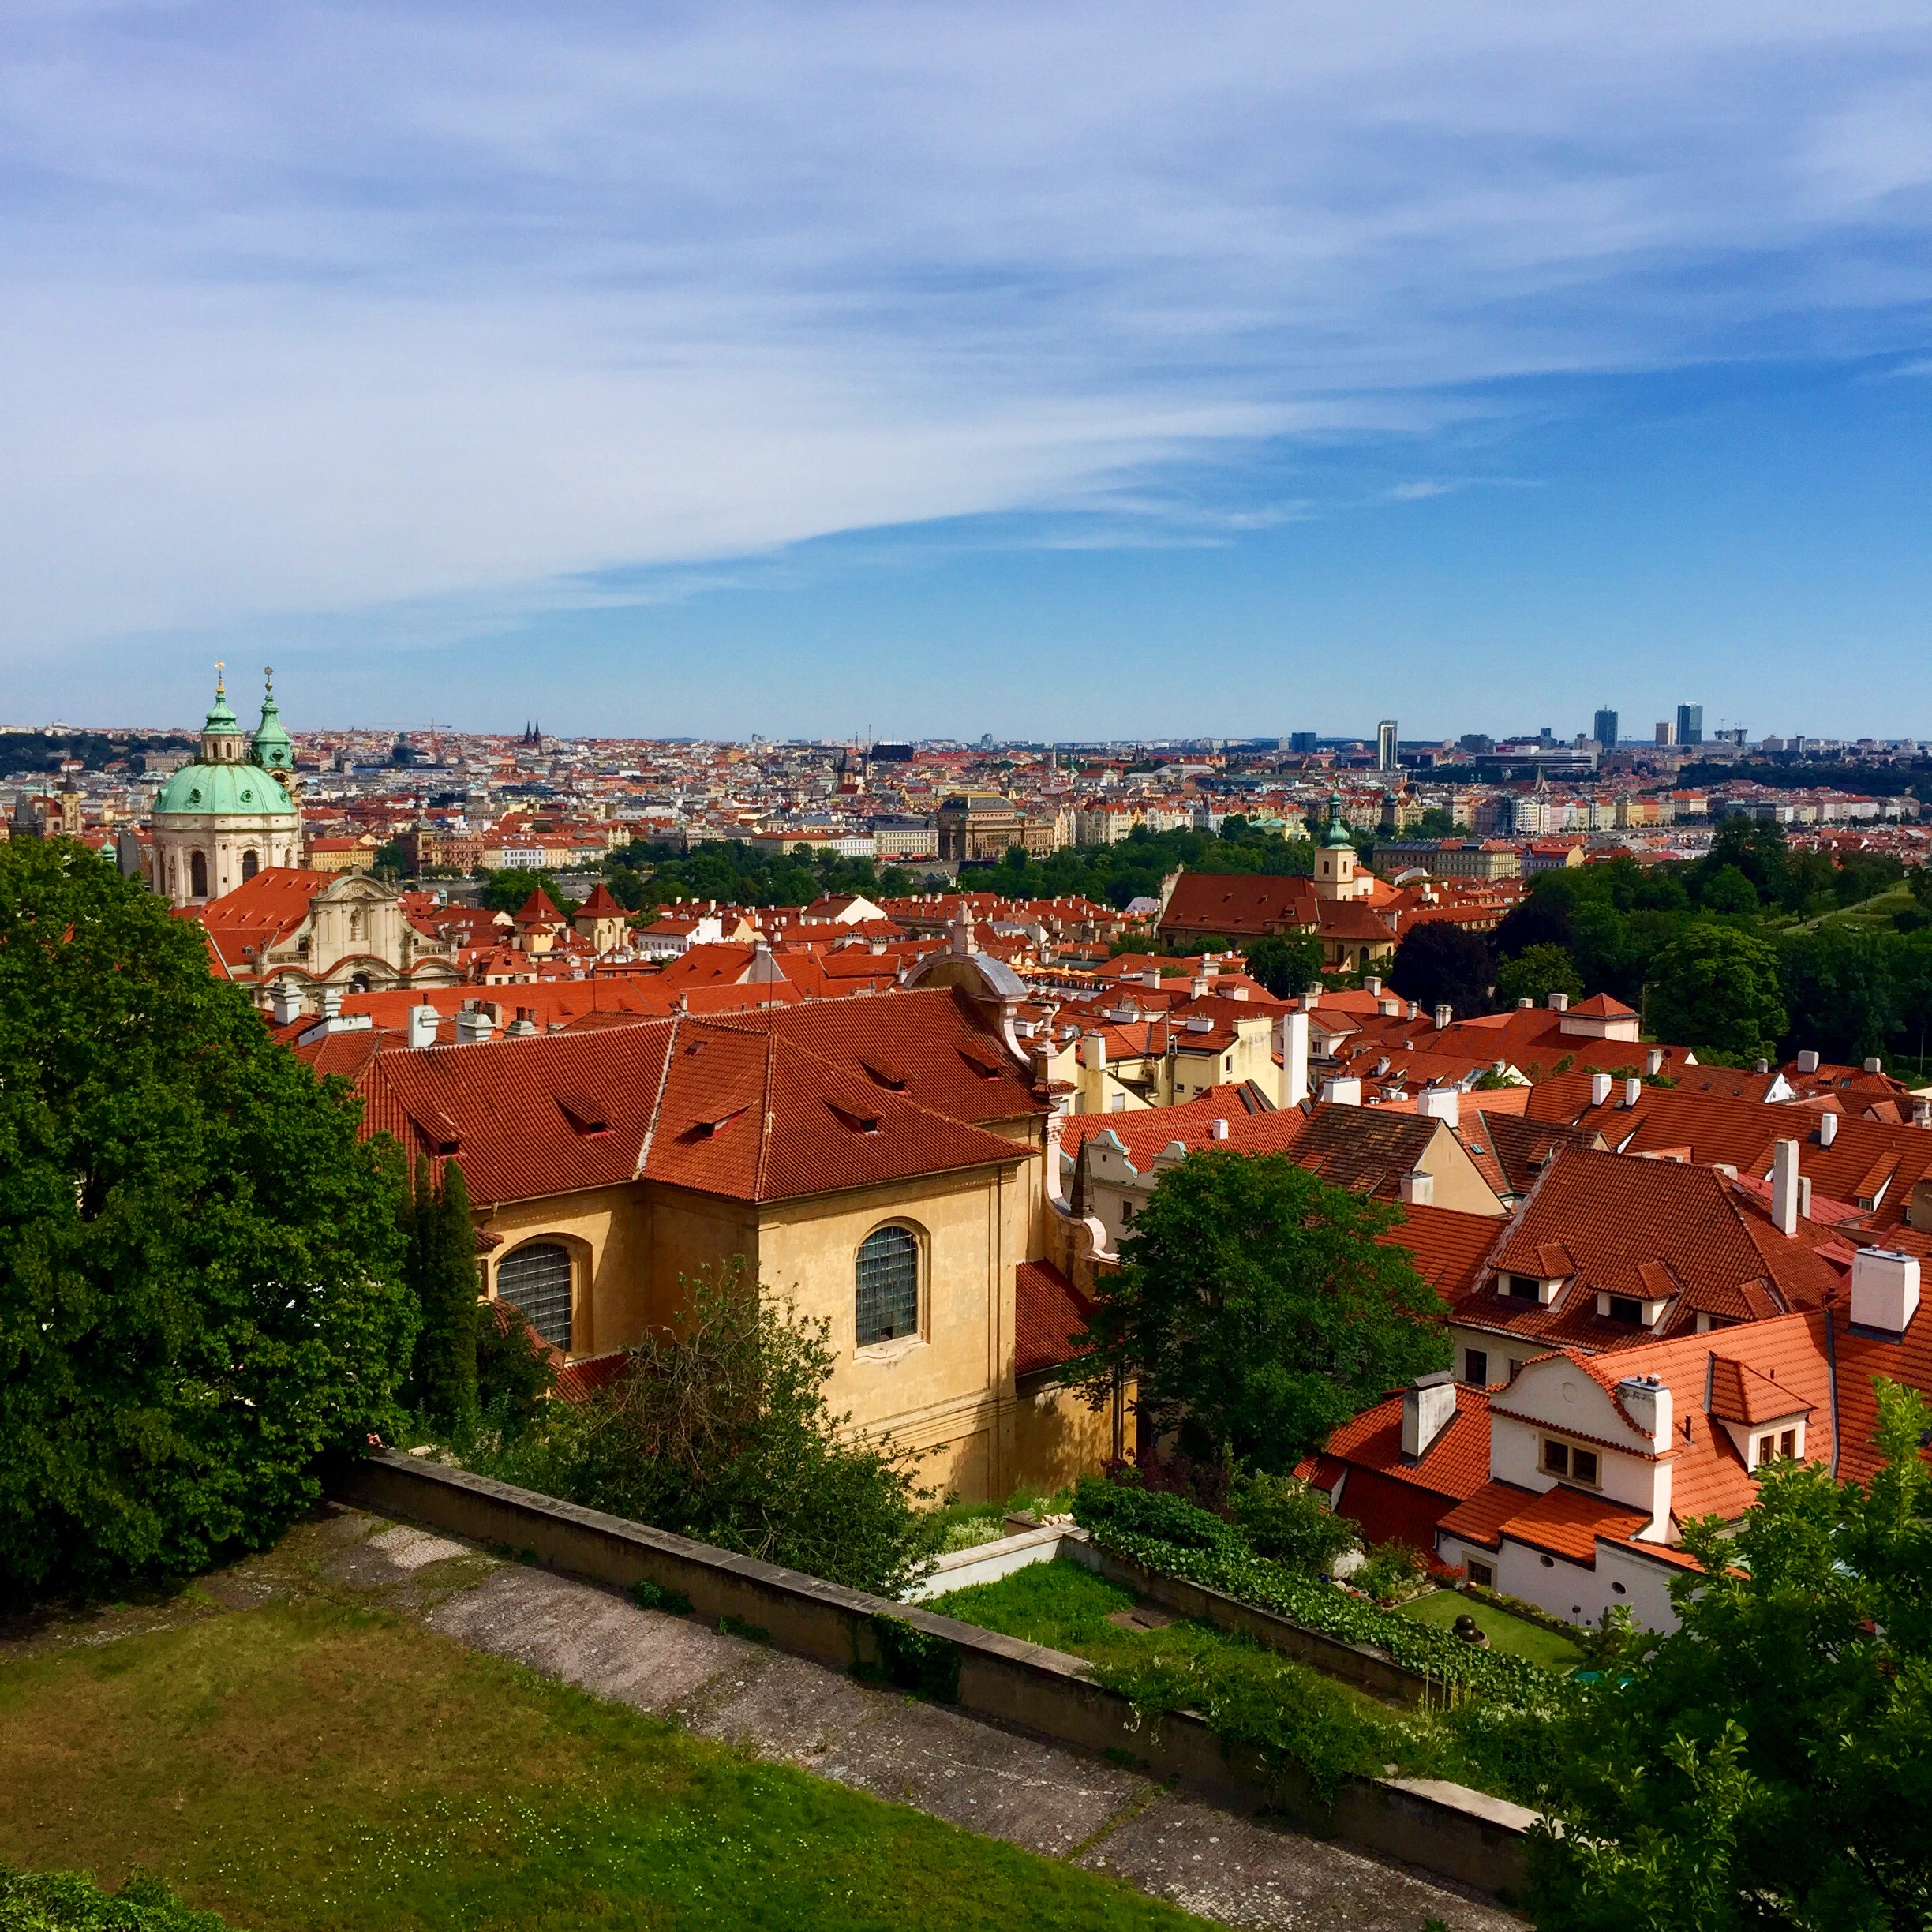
xmin=153 ymin=669 xmax=300 ymax=821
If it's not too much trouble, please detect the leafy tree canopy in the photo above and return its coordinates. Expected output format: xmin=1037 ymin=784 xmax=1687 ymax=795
xmin=1388 ymin=921 xmax=1493 ymax=1020
xmin=1244 ymin=932 xmax=1326 ymax=998
xmin=1530 ymin=1380 xmax=1932 ymax=1931
xmin=1646 ymin=921 xmax=1788 ymax=1061
xmin=1495 ymin=942 xmax=1584 ymax=1010
xmin=0 ymin=839 xmax=414 ymax=1594
xmin=1062 ymin=1150 xmax=1449 ymax=1470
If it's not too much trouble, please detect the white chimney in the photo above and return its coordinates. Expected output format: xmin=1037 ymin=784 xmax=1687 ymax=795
xmin=1282 ymin=1010 xmax=1310 ymax=1108
xmin=1771 ymin=1138 xmax=1800 ymax=1236
xmin=456 ymin=1003 xmax=496 ymax=1045
xmin=1646 ymin=1047 xmax=1664 ymax=1076
xmin=1304 ymin=982 xmax=1323 ymax=1008
xmin=1142 ymin=967 xmax=1161 ymax=987
xmin=1364 ymin=975 xmax=1383 ymax=996
xmin=1851 ymin=1248 xmax=1921 ymax=1335
xmin=1211 ymin=1118 xmax=1230 ymax=1140
xmin=1400 ymin=1169 xmax=1435 ymax=1207
xmin=1401 ymin=1371 xmax=1456 ymax=1458
xmin=1797 ymin=1049 xmax=1820 ymax=1074
xmin=1517 ymin=997 xmax=1533 ymax=1010
xmin=1616 ymin=1373 xmax=1672 ymax=1445
xmin=1819 ymin=1112 xmax=1839 ymax=1148
xmin=1418 ymin=1087 xmax=1459 ymax=1127
xmin=1798 ymin=1175 xmax=1813 ymax=1219
xmin=1590 ymin=1071 xmax=1612 ymax=1106
xmin=1865 ymin=1056 xmax=1884 ymax=1075
xmin=1548 ymin=991 xmax=1569 ymax=1012
xmin=1433 ymin=1003 xmax=1453 ymax=1031
xmin=1320 ymin=1076 xmax=1363 ymax=1106
xmin=319 ymin=986 xmax=343 ymax=1020
xmin=407 ymin=1002 xmax=439 ymax=1049
xmin=1623 ymin=1076 xmax=1642 ymax=1108
xmin=1082 ymin=1032 xmax=1107 ymax=1073
xmin=268 ymin=983 xmax=305 ymax=1026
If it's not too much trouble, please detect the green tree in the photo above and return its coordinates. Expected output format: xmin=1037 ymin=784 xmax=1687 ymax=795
xmin=488 ymin=1261 xmax=940 ymax=1595
xmin=1530 ymin=1380 xmax=1932 ymax=1931
xmin=404 ymin=1158 xmax=480 ymax=1436
xmin=1698 ymin=864 xmax=1758 ymax=915
xmin=477 ymin=869 xmax=581 ymax=919
xmin=1243 ymin=932 xmax=1325 ymax=998
xmin=1646 ymin=922 xmax=1788 ymax=1060
xmin=1494 ymin=943 xmax=1584 ymax=1009
xmin=1778 ymin=926 xmax=1897 ymax=1064
xmin=0 ymin=839 xmax=414 ymax=1593
xmin=1061 ymin=1151 xmax=1448 ymax=1470
xmin=1388 ymin=921 xmax=1493 ymax=1019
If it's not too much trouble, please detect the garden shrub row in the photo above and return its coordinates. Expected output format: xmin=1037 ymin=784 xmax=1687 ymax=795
xmin=1072 ymin=1478 xmax=1556 ymax=1704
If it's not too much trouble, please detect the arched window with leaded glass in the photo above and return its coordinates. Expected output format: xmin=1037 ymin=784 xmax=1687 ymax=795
xmin=855 ymin=1224 xmax=921 ymax=1349
xmin=496 ymin=1241 xmax=574 ymax=1352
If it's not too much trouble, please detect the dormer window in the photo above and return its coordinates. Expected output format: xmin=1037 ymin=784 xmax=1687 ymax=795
xmin=1608 ymin=1296 xmax=1642 ymax=1324
xmin=1543 ymin=1438 xmax=1600 ymax=1486
xmin=1505 ymin=1275 xmax=1541 ymax=1301
xmin=1754 ymin=1428 xmax=1799 ymax=1466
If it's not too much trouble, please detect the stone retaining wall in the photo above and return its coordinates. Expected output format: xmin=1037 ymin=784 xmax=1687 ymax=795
xmin=331 ymin=1450 xmax=1537 ymax=1900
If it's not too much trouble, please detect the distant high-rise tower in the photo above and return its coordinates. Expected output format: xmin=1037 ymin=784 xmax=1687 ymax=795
xmin=1289 ymin=731 xmax=1319 ymax=755
xmin=1593 ymin=708 xmax=1619 ymax=749
xmin=1657 ymin=720 xmax=1676 ymax=746
xmin=1376 ymin=719 xmax=1398 ymax=772
xmin=1676 ymin=703 xmax=1703 ymax=747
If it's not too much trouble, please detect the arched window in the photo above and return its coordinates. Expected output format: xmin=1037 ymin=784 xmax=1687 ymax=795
xmin=241 ymin=848 xmax=259 ymax=882
xmin=856 ymin=1224 xmax=920 ymax=1348
xmin=190 ymin=851 xmax=208 ymax=898
xmin=496 ymin=1241 xmax=573 ymax=1351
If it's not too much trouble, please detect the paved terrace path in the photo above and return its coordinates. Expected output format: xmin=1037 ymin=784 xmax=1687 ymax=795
xmin=319 ymin=1507 xmax=1522 ymax=1931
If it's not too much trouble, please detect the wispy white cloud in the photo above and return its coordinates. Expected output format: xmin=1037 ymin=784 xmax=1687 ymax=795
xmin=2 ymin=0 xmax=1931 ymax=667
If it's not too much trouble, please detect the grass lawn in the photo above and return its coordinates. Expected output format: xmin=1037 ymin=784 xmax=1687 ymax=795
xmin=0 ymin=1589 xmax=1205 ymax=1932
xmin=1393 ymin=1590 xmax=1584 ymax=1673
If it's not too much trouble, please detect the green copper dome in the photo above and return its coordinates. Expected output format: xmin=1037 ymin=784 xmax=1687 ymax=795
xmin=155 ymin=760 xmax=299 ymax=818
xmin=1322 ymin=792 xmax=1354 ymax=848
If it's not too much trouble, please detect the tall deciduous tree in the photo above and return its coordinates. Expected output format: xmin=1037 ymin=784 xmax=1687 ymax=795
xmin=1243 ymin=933 xmax=1325 ymax=998
xmin=0 ymin=839 xmax=414 ymax=1593
xmin=1062 ymin=1150 xmax=1449 ymax=1470
xmin=1645 ymin=922 xmax=1788 ymax=1060
xmin=1388 ymin=921 xmax=1493 ymax=1019
xmin=1530 ymin=1380 xmax=1932 ymax=1930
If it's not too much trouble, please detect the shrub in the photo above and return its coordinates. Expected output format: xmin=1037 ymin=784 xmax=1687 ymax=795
xmin=402 ymin=1157 xmax=479 ymax=1436
xmin=1228 ymin=1470 xmax=1357 ymax=1574
xmin=0 ymin=1866 xmax=227 ymax=1930
xmin=1071 ymin=1474 xmax=1245 ymax=1554
xmin=481 ymin=1261 xmax=942 ymax=1597
xmin=1350 ymin=1541 xmax=1429 ymax=1604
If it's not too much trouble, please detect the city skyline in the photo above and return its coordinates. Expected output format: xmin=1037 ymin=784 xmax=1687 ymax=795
xmin=6 ymin=4 xmax=1932 ymax=736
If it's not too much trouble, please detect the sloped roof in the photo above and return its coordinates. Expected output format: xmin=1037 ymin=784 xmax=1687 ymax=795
xmin=1455 ymin=1147 xmax=1844 ymax=1352
xmin=1159 ymin=872 xmax=1320 ymax=936
xmin=338 ymin=987 xmax=1041 ymax=1207
xmin=1014 ymin=1260 xmax=1094 ymax=1378
xmin=1317 ymin=1383 xmax=1494 ymax=1502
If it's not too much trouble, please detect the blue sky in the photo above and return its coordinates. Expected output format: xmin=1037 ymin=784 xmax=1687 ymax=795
xmin=5 ymin=2 xmax=1931 ymax=739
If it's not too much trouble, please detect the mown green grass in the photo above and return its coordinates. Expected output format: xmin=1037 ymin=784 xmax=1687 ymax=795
xmin=0 ymin=1592 xmax=1205 ymax=1932
xmin=1393 ymin=1590 xmax=1585 ymax=1673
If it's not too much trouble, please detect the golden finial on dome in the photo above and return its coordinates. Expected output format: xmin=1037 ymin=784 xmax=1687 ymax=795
xmin=264 ymin=664 xmax=274 ymax=695
xmin=214 ymin=658 xmax=226 ymax=696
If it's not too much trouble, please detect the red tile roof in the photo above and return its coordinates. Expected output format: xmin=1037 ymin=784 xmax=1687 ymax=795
xmin=331 ymin=987 xmax=1043 ymax=1208
xmin=1014 ymin=1260 xmax=1094 ymax=1378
